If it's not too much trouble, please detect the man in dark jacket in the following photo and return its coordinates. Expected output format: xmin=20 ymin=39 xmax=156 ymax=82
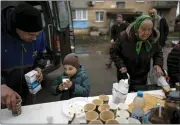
xmin=148 ymin=8 xmax=169 ymax=47
xmin=106 ymin=14 xmax=128 ymax=68
xmin=167 ymin=42 xmax=180 ymax=87
xmin=110 ymin=15 xmax=164 ymax=92
xmin=111 ymin=14 xmax=128 ymax=42
xmin=1 ymin=3 xmax=45 ymax=109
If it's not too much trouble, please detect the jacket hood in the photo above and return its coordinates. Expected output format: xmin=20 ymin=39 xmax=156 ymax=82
xmin=125 ymin=22 xmax=160 ymax=43
xmin=75 ymin=65 xmax=86 ymax=77
xmin=1 ymin=6 xmax=16 ymax=35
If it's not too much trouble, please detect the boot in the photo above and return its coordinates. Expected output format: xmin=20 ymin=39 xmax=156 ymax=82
xmin=106 ymin=63 xmax=112 ymax=68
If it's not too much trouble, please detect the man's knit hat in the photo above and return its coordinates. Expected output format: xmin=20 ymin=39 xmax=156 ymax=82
xmin=63 ymin=53 xmax=80 ymax=69
xmin=14 ymin=3 xmax=43 ymax=32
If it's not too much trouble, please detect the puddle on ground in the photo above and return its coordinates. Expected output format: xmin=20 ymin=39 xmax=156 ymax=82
xmin=75 ymin=50 xmax=88 ymax=54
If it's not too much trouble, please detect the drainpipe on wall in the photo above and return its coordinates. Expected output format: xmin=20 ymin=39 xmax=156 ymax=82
xmin=176 ymin=0 xmax=180 ymax=16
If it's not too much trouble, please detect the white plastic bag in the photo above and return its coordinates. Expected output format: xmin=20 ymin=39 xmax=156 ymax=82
xmin=112 ymin=79 xmax=129 ymax=104
xmin=147 ymin=68 xmax=170 ymax=87
xmin=157 ymin=76 xmax=170 ymax=87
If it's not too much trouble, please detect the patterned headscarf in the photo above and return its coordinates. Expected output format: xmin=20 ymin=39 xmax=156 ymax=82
xmin=134 ymin=15 xmax=153 ymax=55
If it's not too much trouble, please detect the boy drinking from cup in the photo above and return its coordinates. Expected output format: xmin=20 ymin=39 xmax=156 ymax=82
xmin=51 ymin=53 xmax=90 ymax=100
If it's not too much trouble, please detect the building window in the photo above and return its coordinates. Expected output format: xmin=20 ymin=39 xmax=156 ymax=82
xmin=136 ymin=0 xmax=144 ymax=2
xmin=73 ymin=9 xmax=87 ymax=20
xmin=96 ymin=12 xmax=104 ymax=22
xmin=57 ymin=1 xmax=69 ymax=28
xmin=116 ymin=2 xmax=125 ymax=8
xmin=95 ymin=0 xmax=104 ymax=2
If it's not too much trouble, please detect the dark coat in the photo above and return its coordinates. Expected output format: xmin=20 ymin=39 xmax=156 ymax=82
xmin=111 ymin=23 xmax=128 ymax=41
xmin=1 ymin=6 xmax=46 ymax=105
xmin=51 ymin=65 xmax=90 ymax=100
xmin=167 ymin=44 xmax=180 ymax=86
xmin=110 ymin=23 xmax=163 ymax=91
xmin=158 ymin=17 xmax=169 ymax=47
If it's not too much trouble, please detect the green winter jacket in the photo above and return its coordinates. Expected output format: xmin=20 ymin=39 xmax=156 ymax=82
xmin=51 ymin=65 xmax=90 ymax=99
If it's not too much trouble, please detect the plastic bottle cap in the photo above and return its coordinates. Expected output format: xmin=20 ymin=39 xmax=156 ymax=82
xmin=137 ymin=91 xmax=143 ymax=97
xmin=143 ymin=117 xmax=148 ymax=123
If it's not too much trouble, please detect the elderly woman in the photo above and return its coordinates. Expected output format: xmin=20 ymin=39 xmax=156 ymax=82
xmin=110 ymin=15 xmax=164 ymax=92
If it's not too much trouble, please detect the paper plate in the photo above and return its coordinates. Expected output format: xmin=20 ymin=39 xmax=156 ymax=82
xmin=62 ymin=97 xmax=90 ymax=118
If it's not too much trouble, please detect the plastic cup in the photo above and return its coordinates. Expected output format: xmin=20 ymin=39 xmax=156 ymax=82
xmin=128 ymin=118 xmax=141 ymax=124
xmin=109 ymin=103 xmax=118 ymax=115
xmin=98 ymin=104 xmax=110 ymax=113
xmin=88 ymin=120 xmax=103 ymax=124
xmin=100 ymin=110 xmax=114 ymax=123
xmin=99 ymin=95 xmax=109 ymax=104
xmin=116 ymin=110 xmax=130 ymax=118
xmin=106 ymin=119 xmax=119 ymax=124
xmin=117 ymin=103 xmax=129 ymax=111
xmin=84 ymin=103 xmax=96 ymax=113
xmin=63 ymin=78 xmax=69 ymax=90
xmin=12 ymin=98 xmax=22 ymax=116
xmin=115 ymin=117 xmax=129 ymax=123
xmin=85 ymin=111 xmax=99 ymax=123
xmin=92 ymin=99 xmax=103 ymax=111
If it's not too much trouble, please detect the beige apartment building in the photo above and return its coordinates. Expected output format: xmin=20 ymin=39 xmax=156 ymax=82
xmin=71 ymin=0 xmax=178 ymax=34
xmin=126 ymin=0 xmax=177 ymax=32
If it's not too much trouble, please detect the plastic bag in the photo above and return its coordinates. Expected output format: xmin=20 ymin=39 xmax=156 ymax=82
xmin=147 ymin=68 xmax=170 ymax=87
xmin=112 ymin=74 xmax=129 ymax=104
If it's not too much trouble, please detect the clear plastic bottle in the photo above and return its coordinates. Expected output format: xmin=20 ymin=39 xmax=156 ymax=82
xmin=131 ymin=91 xmax=145 ymax=123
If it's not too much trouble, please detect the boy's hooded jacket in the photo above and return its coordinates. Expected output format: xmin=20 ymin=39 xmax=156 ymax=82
xmin=51 ymin=65 xmax=90 ymax=100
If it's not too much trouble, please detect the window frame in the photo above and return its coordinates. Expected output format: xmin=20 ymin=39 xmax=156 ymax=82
xmin=73 ymin=9 xmax=88 ymax=21
xmin=56 ymin=1 xmax=69 ymax=29
xmin=116 ymin=2 xmax=125 ymax=8
xmin=136 ymin=0 xmax=145 ymax=3
xmin=95 ymin=11 xmax=104 ymax=22
xmin=95 ymin=0 xmax=104 ymax=3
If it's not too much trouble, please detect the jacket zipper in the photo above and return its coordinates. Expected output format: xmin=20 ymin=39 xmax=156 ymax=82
xmin=20 ymin=44 xmax=26 ymax=95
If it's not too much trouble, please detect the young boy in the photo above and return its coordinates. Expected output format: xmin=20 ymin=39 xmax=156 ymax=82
xmin=51 ymin=53 xmax=90 ymax=100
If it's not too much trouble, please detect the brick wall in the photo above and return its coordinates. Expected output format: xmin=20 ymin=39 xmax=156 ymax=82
xmin=83 ymin=0 xmax=177 ymax=32
xmin=125 ymin=0 xmax=152 ymax=15
xmin=166 ymin=7 xmax=177 ymax=32
xmin=88 ymin=1 xmax=116 ymax=28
